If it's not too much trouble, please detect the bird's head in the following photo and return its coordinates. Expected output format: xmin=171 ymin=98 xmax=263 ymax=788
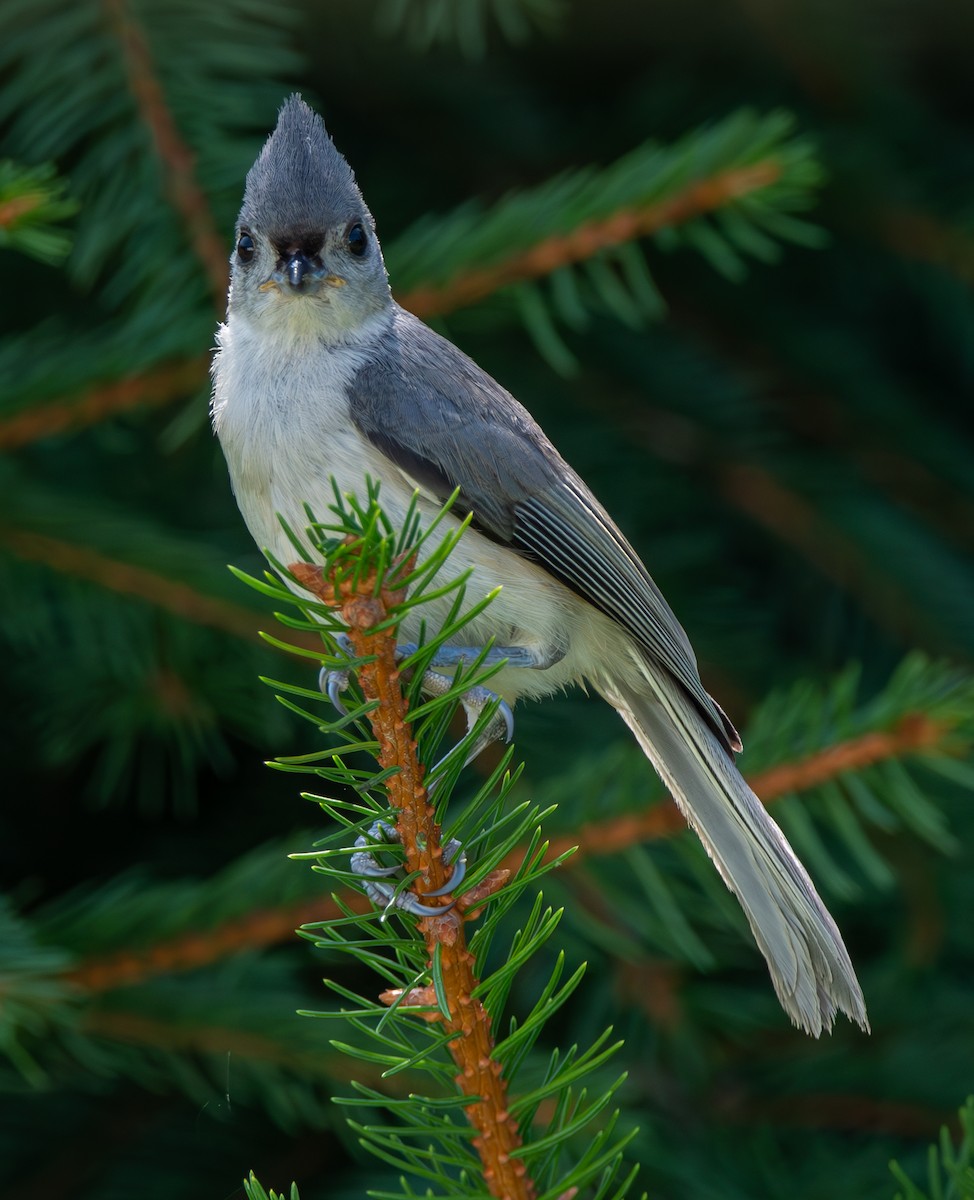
xmin=228 ymin=95 xmax=391 ymax=342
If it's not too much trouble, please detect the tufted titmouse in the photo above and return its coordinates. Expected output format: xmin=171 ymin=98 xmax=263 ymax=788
xmin=211 ymin=95 xmax=867 ymax=1036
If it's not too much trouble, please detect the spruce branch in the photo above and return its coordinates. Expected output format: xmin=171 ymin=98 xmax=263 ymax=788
xmin=63 ymin=899 xmax=332 ymax=992
xmin=59 ymin=660 xmax=967 ymax=994
xmin=542 ymin=709 xmax=951 ymax=863
xmin=387 ymin=107 xmax=824 ymax=369
xmin=0 ymin=0 xmax=297 ymax=360
xmin=387 ymin=108 xmax=821 ymax=300
xmin=0 ymin=524 xmax=262 ymax=640
xmin=103 ymin=0 xmax=229 ymax=307
xmin=397 ymin=160 xmax=781 ymax=320
xmin=286 ymin=551 xmax=535 ymax=1200
xmin=0 ymin=356 xmax=208 ymax=451
xmin=216 ymin=486 xmax=640 ymax=1199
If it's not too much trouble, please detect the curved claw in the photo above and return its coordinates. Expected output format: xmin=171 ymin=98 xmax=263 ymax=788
xmin=319 ymin=634 xmax=356 ymax=717
xmin=494 ymin=698 xmax=514 ymax=744
xmin=349 ymin=849 xmax=401 ymax=878
xmin=318 ymin=666 xmax=350 ymax=716
xmin=419 ymin=850 xmax=467 ymax=898
xmin=360 ymin=875 xmax=460 ymax=918
xmin=351 ymin=820 xmax=403 ymax=876
xmin=397 ymin=891 xmax=460 ymax=918
xmin=351 ymin=823 xmax=466 ymax=915
xmin=457 ymin=685 xmax=514 ymax=744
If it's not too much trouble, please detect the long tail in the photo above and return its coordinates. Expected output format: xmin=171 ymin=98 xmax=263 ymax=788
xmin=596 ymin=667 xmax=868 ymax=1036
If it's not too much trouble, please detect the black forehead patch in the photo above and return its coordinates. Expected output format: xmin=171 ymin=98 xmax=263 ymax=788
xmin=270 ymin=232 xmax=325 ymax=259
xmin=240 ymin=94 xmax=368 ymax=239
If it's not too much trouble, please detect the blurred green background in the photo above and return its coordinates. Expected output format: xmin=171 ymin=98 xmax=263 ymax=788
xmin=1 ymin=0 xmax=973 ymax=1197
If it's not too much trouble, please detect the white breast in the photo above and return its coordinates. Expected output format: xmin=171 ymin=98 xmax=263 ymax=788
xmin=212 ymin=311 xmax=388 ymax=554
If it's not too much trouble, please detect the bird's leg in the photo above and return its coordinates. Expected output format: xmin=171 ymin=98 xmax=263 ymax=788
xmin=396 ymin=640 xmax=566 ymax=672
xmin=401 ymin=639 xmax=567 ymax=775
xmin=419 ymin=668 xmax=514 ymax=787
xmin=350 ymin=819 xmax=466 ymax=917
xmin=319 ymin=634 xmax=563 ymax=774
xmin=318 ymin=637 xmax=514 ymax=777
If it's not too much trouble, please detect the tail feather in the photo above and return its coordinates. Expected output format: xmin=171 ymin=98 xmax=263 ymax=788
xmin=597 ymin=669 xmax=868 ymax=1036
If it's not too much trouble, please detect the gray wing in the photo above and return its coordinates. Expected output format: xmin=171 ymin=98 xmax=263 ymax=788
xmin=347 ymin=307 xmax=741 ymax=753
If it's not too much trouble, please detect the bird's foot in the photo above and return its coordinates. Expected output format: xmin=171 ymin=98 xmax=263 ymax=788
xmin=419 ymin=669 xmax=513 ymax=785
xmin=318 ymin=635 xmax=514 ymax=776
xmin=350 ymin=819 xmax=466 ymax=917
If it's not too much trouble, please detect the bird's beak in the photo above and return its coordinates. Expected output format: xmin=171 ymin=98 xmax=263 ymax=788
xmin=264 ymin=250 xmax=346 ymax=295
xmin=279 ymin=250 xmax=314 ymax=290
xmin=285 ymin=250 xmax=315 ymax=290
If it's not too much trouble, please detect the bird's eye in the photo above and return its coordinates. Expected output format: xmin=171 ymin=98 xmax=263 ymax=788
xmin=346 ymin=223 xmax=368 ymax=258
xmin=236 ymin=232 xmax=255 ymax=263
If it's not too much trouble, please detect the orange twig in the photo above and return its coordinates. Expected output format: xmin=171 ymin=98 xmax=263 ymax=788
xmin=0 ymin=357 xmax=209 ymax=452
xmin=0 ymin=526 xmax=262 ymax=641
xmin=64 ymin=710 xmax=953 ymax=996
xmin=288 ymin=559 xmax=449 ymax=896
xmin=398 ymin=160 xmax=782 ymax=319
xmin=63 ymin=898 xmax=342 ymax=992
xmin=746 ymin=712 xmax=946 ymax=798
xmin=0 ymin=525 xmax=328 ymax=658
xmin=103 ymin=0 xmax=228 ymax=307
xmin=289 ymin=555 xmax=534 ymax=1200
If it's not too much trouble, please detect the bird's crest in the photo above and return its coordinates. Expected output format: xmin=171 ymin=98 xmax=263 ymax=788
xmin=240 ymin=94 xmax=368 ymax=239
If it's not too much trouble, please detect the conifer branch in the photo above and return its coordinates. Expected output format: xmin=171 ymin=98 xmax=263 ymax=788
xmin=0 ymin=356 xmax=208 ymax=451
xmin=398 ymin=160 xmax=781 ymax=319
xmin=0 ymin=525 xmax=261 ymax=640
xmin=63 ymin=899 xmax=338 ymax=991
xmin=0 ymin=522 xmax=327 ymax=660
xmin=286 ymin=554 xmax=535 ymax=1200
xmin=62 ymin=703 xmax=956 ymax=994
xmin=103 ymin=0 xmax=228 ymax=307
